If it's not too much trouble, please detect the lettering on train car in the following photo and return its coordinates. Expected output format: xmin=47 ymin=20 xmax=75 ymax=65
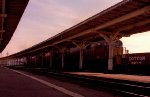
xmin=129 ymin=56 xmax=145 ymax=61
xmin=128 ymin=56 xmax=145 ymax=65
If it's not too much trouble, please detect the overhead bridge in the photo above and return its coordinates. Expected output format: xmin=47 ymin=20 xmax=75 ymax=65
xmin=0 ymin=0 xmax=150 ymax=71
xmin=0 ymin=0 xmax=29 ymax=52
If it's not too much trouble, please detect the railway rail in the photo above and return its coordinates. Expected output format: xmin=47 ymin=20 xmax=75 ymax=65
xmin=7 ymin=66 xmax=150 ymax=97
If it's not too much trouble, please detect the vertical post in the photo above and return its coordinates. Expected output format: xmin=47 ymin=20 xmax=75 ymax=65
xmin=6 ymin=59 xmax=8 ymax=66
xmin=108 ymin=43 xmax=114 ymax=71
xmin=72 ymin=41 xmax=87 ymax=70
xmin=99 ymin=32 xmax=121 ymax=71
xmin=12 ymin=59 xmax=14 ymax=65
xmin=17 ymin=58 xmax=19 ymax=65
xmin=50 ymin=54 xmax=52 ymax=68
xmin=52 ymin=46 xmax=66 ymax=69
xmin=10 ymin=60 xmax=11 ymax=66
xmin=24 ymin=57 xmax=26 ymax=65
xmin=79 ymin=47 xmax=83 ymax=69
xmin=14 ymin=59 xmax=16 ymax=65
xmin=35 ymin=56 xmax=37 ymax=67
xmin=13 ymin=59 xmax=15 ymax=65
xmin=19 ymin=58 xmax=21 ymax=65
xmin=11 ymin=59 xmax=13 ymax=66
xmin=8 ymin=59 xmax=9 ymax=66
xmin=15 ymin=59 xmax=17 ymax=65
xmin=61 ymin=48 xmax=65 ymax=69
xmin=25 ymin=57 xmax=27 ymax=66
xmin=41 ymin=53 xmax=44 ymax=67
xmin=50 ymin=52 xmax=53 ymax=69
xmin=10 ymin=59 xmax=12 ymax=66
xmin=27 ymin=56 xmax=29 ymax=66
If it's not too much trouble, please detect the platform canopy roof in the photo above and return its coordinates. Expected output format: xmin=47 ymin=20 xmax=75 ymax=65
xmin=3 ymin=0 xmax=150 ymax=58
xmin=0 ymin=0 xmax=29 ymax=52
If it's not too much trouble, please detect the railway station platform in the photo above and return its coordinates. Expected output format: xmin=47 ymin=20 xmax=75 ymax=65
xmin=0 ymin=66 xmax=126 ymax=97
xmin=0 ymin=66 xmax=71 ymax=97
xmin=4 ymin=66 xmax=150 ymax=96
xmin=64 ymin=72 xmax=150 ymax=84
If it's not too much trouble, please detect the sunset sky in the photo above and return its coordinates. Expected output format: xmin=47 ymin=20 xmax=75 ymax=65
xmin=2 ymin=0 xmax=150 ymax=57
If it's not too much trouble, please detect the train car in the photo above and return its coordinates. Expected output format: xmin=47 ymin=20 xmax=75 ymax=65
xmin=25 ymin=39 xmax=150 ymax=75
xmin=121 ymin=53 xmax=150 ymax=75
xmin=26 ymin=40 xmax=150 ymax=75
xmin=83 ymin=44 xmax=108 ymax=72
xmin=45 ymin=40 xmax=122 ymax=72
xmin=64 ymin=42 xmax=109 ymax=72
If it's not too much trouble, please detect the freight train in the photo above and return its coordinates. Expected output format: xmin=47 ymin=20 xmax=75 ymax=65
xmin=28 ymin=40 xmax=150 ymax=75
xmin=118 ymin=53 xmax=150 ymax=74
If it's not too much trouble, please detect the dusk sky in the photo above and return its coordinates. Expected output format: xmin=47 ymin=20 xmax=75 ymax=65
xmin=2 ymin=0 xmax=150 ymax=57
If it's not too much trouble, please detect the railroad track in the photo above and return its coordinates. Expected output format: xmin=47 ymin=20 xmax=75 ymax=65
xmin=8 ymin=67 xmax=150 ymax=97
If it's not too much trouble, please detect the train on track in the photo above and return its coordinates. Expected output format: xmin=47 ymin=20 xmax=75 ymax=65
xmin=28 ymin=40 xmax=150 ymax=75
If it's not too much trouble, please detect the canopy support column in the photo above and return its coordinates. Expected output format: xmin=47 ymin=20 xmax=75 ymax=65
xmin=108 ymin=43 xmax=113 ymax=71
xmin=53 ymin=46 xmax=66 ymax=69
xmin=60 ymin=48 xmax=65 ymax=69
xmin=34 ymin=56 xmax=37 ymax=67
xmin=72 ymin=41 xmax=90 ymax=70
xmin=99 ymin=31 xmax=120 ymax=71
xmin=49 ymin=50 xmax=53 ymax=69
xmin=79 ymin=46 xmax=84 ymax=70
xmin=41 ymin=53 xmax=44 ymax=67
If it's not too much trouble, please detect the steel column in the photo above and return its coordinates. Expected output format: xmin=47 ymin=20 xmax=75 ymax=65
xmin=79 ymin=46 xmax=84 ymax=69
xmin=41 ymin=53 xmax=44 ymax=67
xmin=72 ymin=41 xmax=89 ymax=70
xmin=99 ymin=32 xmax=121 ymax=71
xmin=108 ymin=43 xmax=114 ymax=70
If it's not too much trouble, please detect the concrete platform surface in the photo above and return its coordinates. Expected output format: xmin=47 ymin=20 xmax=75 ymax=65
xmin=66 ymin=72 xmax=150 ymax=83
xmin=0 ymin=66 xmax=121 ymax=97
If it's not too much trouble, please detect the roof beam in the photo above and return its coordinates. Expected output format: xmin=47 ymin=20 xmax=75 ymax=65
xmin=95 ymin=6 xmax=150 ymax=30
xmin=115 ymin=18 xmax=150 ymax=32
